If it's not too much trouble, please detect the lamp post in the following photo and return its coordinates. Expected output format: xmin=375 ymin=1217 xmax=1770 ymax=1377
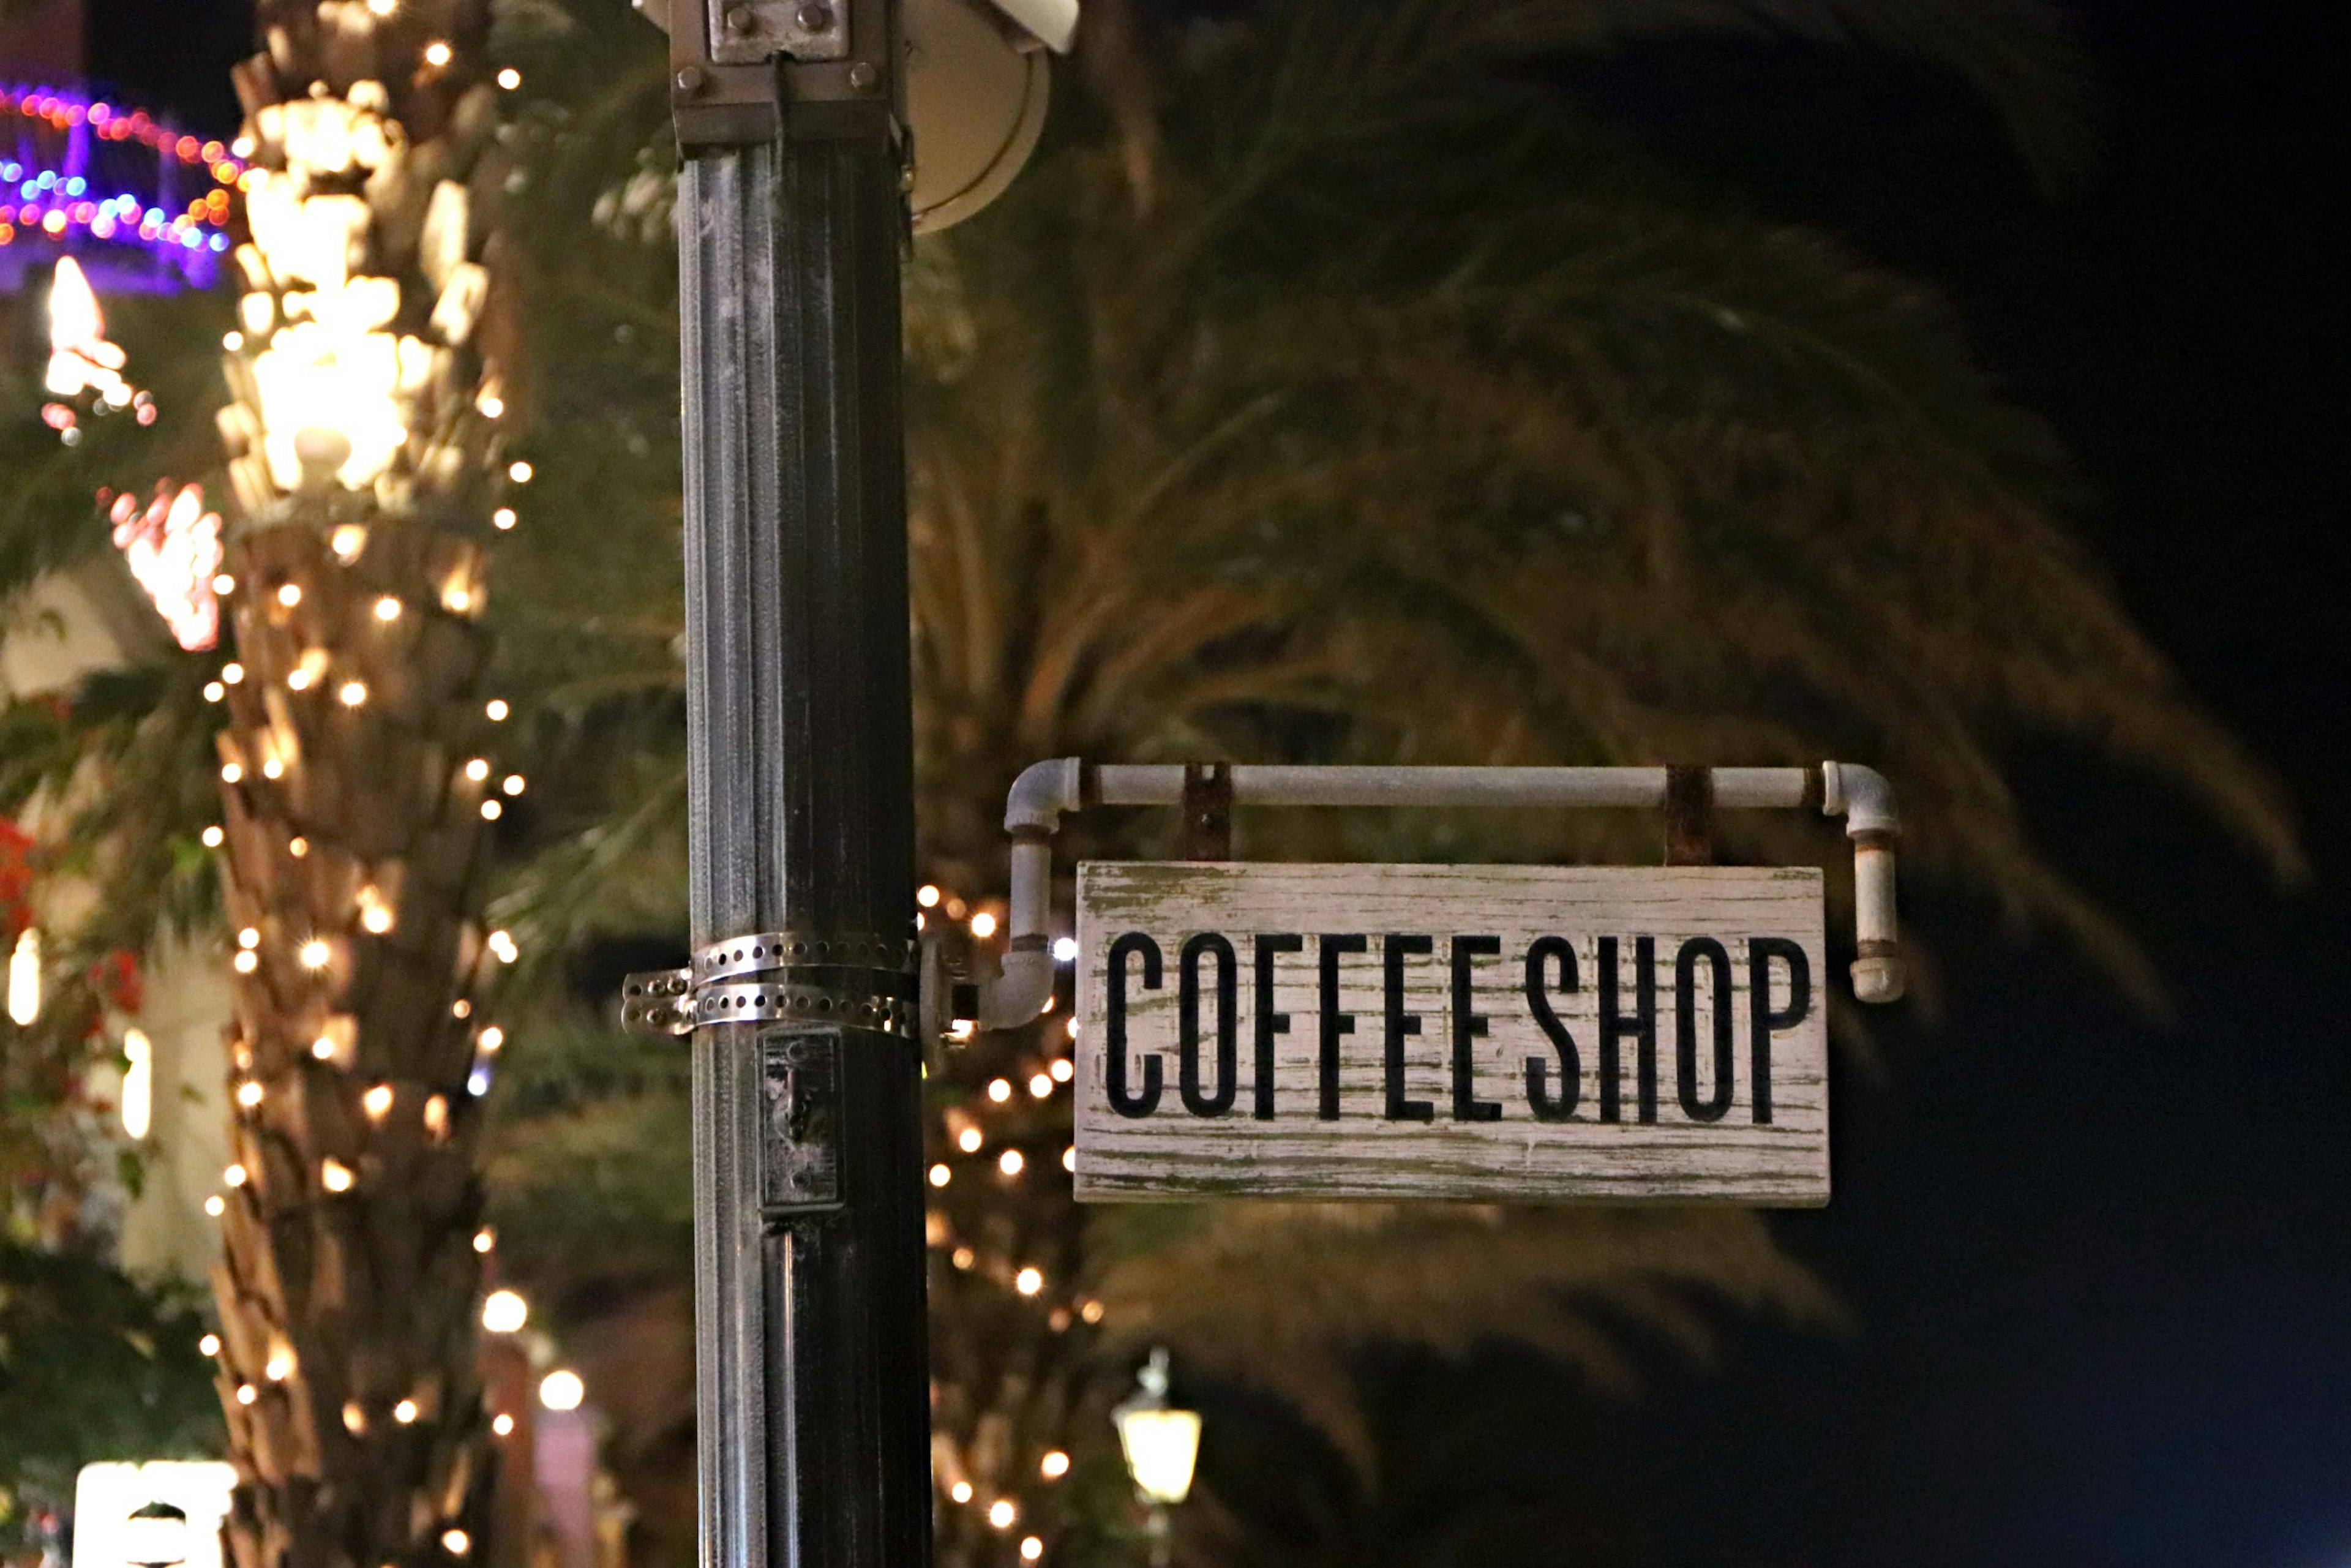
xmin=1112 ymin=1349 xmax=1202 ymax=1568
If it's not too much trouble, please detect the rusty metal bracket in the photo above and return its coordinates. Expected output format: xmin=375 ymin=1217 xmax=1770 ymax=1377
xmin=1663 ymin=765 xmax=1715 ymax=867
xmin=1181 ymin=762 xmax=1233 ymax=861
xmin=664 ymin=0 xmax=899 ymax=148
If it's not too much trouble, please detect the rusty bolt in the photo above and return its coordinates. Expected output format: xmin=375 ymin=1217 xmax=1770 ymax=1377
xmin=795 ymin=2 xmax=833 ymax=29
xmin=722 ymin=5 xmax=754 ymax=31
xmin=846 ymin=60 xmax=879 ymax=92
xmin=673 ymin=64 xmax=707 ymax=94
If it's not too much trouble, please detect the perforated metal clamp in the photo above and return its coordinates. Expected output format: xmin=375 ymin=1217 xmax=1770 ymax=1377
xmin=622 ymin=929 xmax=917 ymax=1039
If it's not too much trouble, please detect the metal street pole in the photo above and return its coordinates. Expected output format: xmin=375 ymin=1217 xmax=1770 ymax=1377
xmin=662 ymin=2 xmax=931 ymax=1564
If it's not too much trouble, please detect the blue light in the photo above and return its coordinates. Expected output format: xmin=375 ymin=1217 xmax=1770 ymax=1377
xmin=36 ymin=170 xmax=54 ymax=189
xmin=209 ymin=234 xmax=228 ymax=252
xmin=63 ymin=176 xmax=84 ymax=196
xmin=468 ymin=1067 xmax=492 ymax=1097
xmin=0 ymin=162 xmax=17 ymax=180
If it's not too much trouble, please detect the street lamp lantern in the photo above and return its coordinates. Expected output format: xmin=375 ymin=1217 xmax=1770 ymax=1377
xmin=1115 ymin=1348 xmax=1201 ymax=1567
xmin=121 ymin=1500 xmax=190 ymax=1568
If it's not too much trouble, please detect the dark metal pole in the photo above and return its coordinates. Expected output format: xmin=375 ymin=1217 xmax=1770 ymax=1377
xmin=671 ymin=4 xmax=932 ymax=1564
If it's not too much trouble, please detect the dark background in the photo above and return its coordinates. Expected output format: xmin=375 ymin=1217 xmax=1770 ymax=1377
xmin=69 ymin=1 xmax=2351 ymax=1563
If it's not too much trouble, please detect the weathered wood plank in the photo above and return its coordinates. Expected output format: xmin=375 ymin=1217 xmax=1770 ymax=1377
xmin=1074 ymin=863 xmax=1828 ymax=1206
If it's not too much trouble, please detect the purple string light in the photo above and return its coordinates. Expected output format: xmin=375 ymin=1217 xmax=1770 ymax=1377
xmin=2 ymin=82 xmax=245 ymax=287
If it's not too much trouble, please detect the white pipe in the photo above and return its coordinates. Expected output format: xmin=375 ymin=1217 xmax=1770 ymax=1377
xmin=1821 ymin=762 xmax=1903 ymax=1003
xmin=972 ymin=758 xmax=1904 ymax=1028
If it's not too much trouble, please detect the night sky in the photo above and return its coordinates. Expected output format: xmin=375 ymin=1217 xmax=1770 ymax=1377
xmin=72 ymin=1 xmax=2351 ymax=1563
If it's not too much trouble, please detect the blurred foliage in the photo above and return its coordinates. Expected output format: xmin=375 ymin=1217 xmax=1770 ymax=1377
xmin=0 ymin=1244 xmax=220 ymax=1553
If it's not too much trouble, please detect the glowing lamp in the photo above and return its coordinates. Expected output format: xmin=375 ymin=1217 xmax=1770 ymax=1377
xmin=1113 ymin=1349 xmax=1201 ymax=1507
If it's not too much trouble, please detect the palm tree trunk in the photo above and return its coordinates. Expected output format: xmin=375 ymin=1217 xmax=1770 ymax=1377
xmin=206 ymin=6 xmax=519 ymax=1567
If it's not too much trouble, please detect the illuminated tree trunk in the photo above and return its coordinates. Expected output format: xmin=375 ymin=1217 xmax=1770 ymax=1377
xmin=205 ymin=5 xmax=524 ymax=1567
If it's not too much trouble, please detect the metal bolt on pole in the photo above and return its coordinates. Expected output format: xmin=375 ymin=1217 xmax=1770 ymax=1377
xmin=665 ymin=1 xmax=932 ymax=1564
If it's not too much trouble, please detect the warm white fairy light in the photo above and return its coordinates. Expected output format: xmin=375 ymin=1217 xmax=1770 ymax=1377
xmin=221 ymin=762 xmax=244 ymax=784
xmin=481 ymin=1289 xmax=527 ymax=1334
xmin=321 ymin=1158 xmax=354 ymax=1192
xmin=929 ymin=1163 xmax=951 ymax=1187
xmin=1040 ymin=1450 xmax=1069 ymax=1480
xmin=988 ymin=1500 xmax=1016 ymax=1530
xmin=113 ymin=484 xmax=225 ymax=651
xmin=1080 ymin=1299 xmax=1104 ymax=1324
xmin=487 ymin=929 xmax=519 ymax=963
xmin=299 ymin=938 xmax=332 ymax=970
xmin=486 ymin=699 xmax=509 ymax=721
xmin=277 ymin=582 xmax=302 ymax=609
xmin=374 ymin=595 xmax=403 ymax=621
xmin=331 ymin=525 xmax=369 ymax=561
xmin=223 ymin=662 xmax=246 ymax=684
xmin=265 ymin=1343 xmax=296 ymax=1381
xmin=999 ymin=1150 xmax=1024 ymax=1177
xmin=236 ymin=1080 xmax=264 ymax=1109
xmin=952 ymin=1246 xmax=975 ymax=1270
xmin=477 ymin=391 xmax=505 ymax=419
xmin=464 ymin=757 xmax=490 ymax=782
xmin=496 ymin=67 xmax=522 ymax=89
xmin=478 ymin=1025 xmax=504 ymax=1052
xmin=261 ymin=758 xmax=286 ymax=780
xmin=1049 ymin=1058 xmax=1073 ymax=1083
xmin=362 ymin=1084 xmax=394 ymax=1119
xmin=501 ymin=775 xmax=525 ymax=796
xmin=492 ymin=507 xmax=516 ymax=530
xmin=917 ymin=885 xmax=941 ymax=909
xmin=1062 ymin=1147 xmax=1076 ymax=1173
xmin=394 ymin=1398 xmax=419 ymax=1424
xmin=508 ymin=460 xmax=533 ymax=483
xmin=950 ymin=1482 xmax=973 ymax=1505
xmin=343 ymin=1401 xmax=367 ymax=1434
xmin=987 ymin=1079 xmax=1012 ymax=1103
xmin=224 ymin=1163 xmax=248 ymax=1187
xmin=474 ymin=1226 xmax=496 ymax=1253
xmin=6 ymin=929 xmax=39 ymax=1026
xmin=492 ymin=1412 xmax=516 ymax=1436
xmin=238 ymin=928 xmax=260 ymax=949
xmin=424 ymin=1094 xmax=449 ymax=1138
xmin=1029 ymin=1073 xmax=1053 ymax=1099
xmin=366 ymin=0 xmax=395 ymax=14
xmin=200 ymin=1334 xmax=222 ymax=1357
xmin=1065 ymin=1016 xmax=1079 ymax=1039
xmin=1014 ymin=1266 xmax=1043 ymax=1296
xmin=205 ymin=681 xmax=227 ymax=702
xmin=213 ymin=573 xmax=237 ymax=595
xmin=970 ymin=912 xmax=998 ymax=939
xmin=205 ymin=1195 xmax=227 ymax=1217
xmin=539 ymin=1370 xmax=585 ymax=1411
xmin=233 ymin=951 xmax=260 ymax=974
xmin=312 ymin=1036 xmax=337 ymax=1060
xmin=45 ymin=258 xmax=133 ymax=405
xmin=203 ymin=825 xmax=227 ymax=847
xmin=1019 ymin=1538 xmax=1043 ymax=1562
xmin=235 ymin=1384 xmax=257 ymax=1406
xmin=453 ymin=999 xmax=473 ymax=1018
xmin=957 ymin=1127 xmax=983 ymax=1153
xmin=1052 ymin=937 xmax=1078 ymax=962
xmin=288 ymin=836 xmax=309 ymax=858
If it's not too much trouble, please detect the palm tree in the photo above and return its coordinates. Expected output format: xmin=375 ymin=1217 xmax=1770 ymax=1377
xmin=194 ymin=3 xmax=523 ymax=1565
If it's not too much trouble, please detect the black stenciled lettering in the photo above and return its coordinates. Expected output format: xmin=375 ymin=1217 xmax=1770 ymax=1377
xmin=1746 ymin=937 xmax=1811 ymax=1126
xmin=1598 ymin=936 xmax=1657 ymax=1123
xmin=1383 ymin=934 xmax=1436 ymax=1122
xmin=1253 ymin=934 xmax=1303 ymax=1120
xmin=1449 ymin=936 xmax=1503 ymax=1122
xmin=1178 ymin=932 xmax=1239 ymax=1117
xmin=1105 ymin=932 xmax=1163 ymax=1118
xmin=1674 ymin=936 xmax=1735 ymax=1123
xmin=1318 ymin=934 xmax=1367 ymax=1120
xmin=1523 ymin=936 xmax=1581 ymax=1122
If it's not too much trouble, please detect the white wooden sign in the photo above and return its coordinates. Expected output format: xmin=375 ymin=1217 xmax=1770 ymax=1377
xmin=1073 ymin=863 xmax=1828 ymax=1206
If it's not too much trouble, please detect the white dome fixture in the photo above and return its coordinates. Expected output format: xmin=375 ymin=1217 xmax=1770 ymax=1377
xmin=904 ymin=0 xmax=1063 ymax=233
